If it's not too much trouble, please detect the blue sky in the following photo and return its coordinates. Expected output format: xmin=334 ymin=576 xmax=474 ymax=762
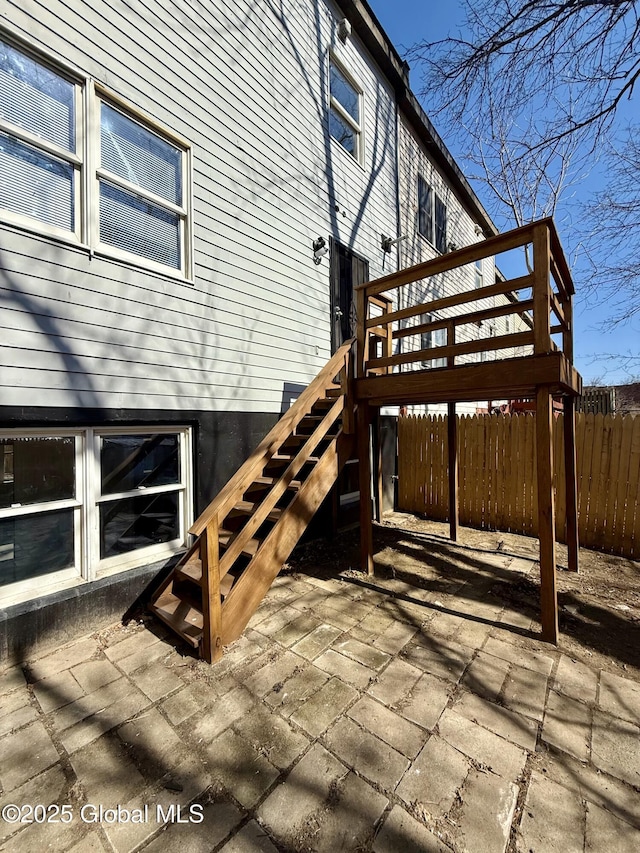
xmin=369 ymin=0 xmax=639 ymax=385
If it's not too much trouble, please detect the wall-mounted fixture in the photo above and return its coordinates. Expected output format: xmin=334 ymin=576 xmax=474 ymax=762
xmin=312 ymin=236 xmax=329 ymax=265
xmin=381 ymin=233 xmax=407 ymax=253
xmin=447 ymin=241 xmax=458 ymax=252
xmin=337 ymin=18 xmax=351 ymax=42
xmin=474 ymin=224 xmax=484 ymax=237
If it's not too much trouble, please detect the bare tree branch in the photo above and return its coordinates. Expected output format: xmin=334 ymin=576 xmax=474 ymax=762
xmin=411 ymin=0 xmax=639 ymax=150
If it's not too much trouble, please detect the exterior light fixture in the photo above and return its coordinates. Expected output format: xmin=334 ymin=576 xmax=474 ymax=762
xmin=381 ymin=233 xmax=407 ymax=253
xmin=313 ymin=236 xmax=329 ymax=264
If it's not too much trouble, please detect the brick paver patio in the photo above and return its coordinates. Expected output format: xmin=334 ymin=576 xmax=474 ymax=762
xmin=1 ymin=536 xmax=639 ymax=852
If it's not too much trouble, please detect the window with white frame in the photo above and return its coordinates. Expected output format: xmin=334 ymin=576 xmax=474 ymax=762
xmin=417 ymin=175 xmax=447 ymax=254
xmin=0 ymin=39 xmax=81 ymax=239
xmin=329 ymin=57 xmax=362 ymax=162
xmin=0 ymin=427 xmax=192 ymax=604
xmin=0 ymin=35 xmax=191 ymax=276
xmin=417 ymin=175 xmax=433 ymax=244
xmin=475 ymin=259 xmax=484 ymax=289
xmin=97 ymin=100 xmax=188 ymax=271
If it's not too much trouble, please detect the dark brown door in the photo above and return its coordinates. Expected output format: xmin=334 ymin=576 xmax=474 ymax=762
xmin=330 ymin=240 xmax=369 ymax=352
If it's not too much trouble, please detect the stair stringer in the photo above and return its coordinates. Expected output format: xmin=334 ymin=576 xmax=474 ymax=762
xmin=219 ymin=430 xmax=355 ymax=645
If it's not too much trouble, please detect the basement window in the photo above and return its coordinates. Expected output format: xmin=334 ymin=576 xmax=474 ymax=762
xmin=0 ymin=427 xmax=192 ymax=606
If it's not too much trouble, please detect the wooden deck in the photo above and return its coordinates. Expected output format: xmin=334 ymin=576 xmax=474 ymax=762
xmin=353 ymin=219 xmax=581 ymax=646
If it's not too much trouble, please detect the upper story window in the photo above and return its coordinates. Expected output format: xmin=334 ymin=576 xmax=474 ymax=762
xmin=0 ymin=35 xmax=192 ymax=277
xmin=475 ymin=259 xmax=484 ymax=288
xmin=417 ymin=176 xmax=432 ymax=244
xmin=417 ymin=174 xmax=447 ymax=254
xmin=0 ymin=39 xmax=81 ymax=238
xmin=98 ymin=101 xmax=187 ymax=271
xmin=329 ymin=57 xmax=362 ymax=163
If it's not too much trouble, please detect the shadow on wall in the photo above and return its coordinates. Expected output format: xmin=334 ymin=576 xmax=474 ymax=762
xmin=0 ymin=250 xmax=102 ymax=412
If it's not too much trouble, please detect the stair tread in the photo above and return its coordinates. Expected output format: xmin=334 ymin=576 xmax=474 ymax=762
xmin=271 ymin=453 xmax=321 ymax=463
xmin=219 ymin=528 xmax=261 ymax=557
xmin=251 ymin=475 xmax=302 ymax=489
xmin=175 ymin=560 xmax=235 ymax=596
xmin=150 ymin=590 xmax=202 ymax=647
xmin=231 ymin=500 xmax=283 ymax=521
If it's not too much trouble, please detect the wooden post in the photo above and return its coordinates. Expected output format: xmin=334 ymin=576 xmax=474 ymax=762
xmin=532 ymin=224 xmax=552 ymax=354
xmin=536 ymin=387 xmax=559 ymax=644
xmin=384 ymin=299 xmax=393 ymax=375
xmin=342 ymin=347 xmax=355 ymax=435
xmin=562 ymin=294 xmax=574 ymax=362
xmin=355 ymin=287 xmax=367 ymax=379
xmin=563 ymin=395 xmax=579 ymax=573
xmin=357 ymin=401 xmax=374 ymax=575
xmin=201 ymin=517 xmax=223 ymax=663
xmin=447 ymin=402 xmax=458 ymax=541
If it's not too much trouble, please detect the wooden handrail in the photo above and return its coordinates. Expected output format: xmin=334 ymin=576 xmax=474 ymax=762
xmin=358 ymin=221 xmax=539 ymax=297
xmin=392 ymin=299 xmax=535 ymax=340
xmin=190 ymin=339 xmax=354 ymax=536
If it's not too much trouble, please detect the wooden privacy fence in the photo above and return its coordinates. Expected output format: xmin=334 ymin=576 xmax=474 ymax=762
xmin=398 ymin=412 xmax=640 ymax=558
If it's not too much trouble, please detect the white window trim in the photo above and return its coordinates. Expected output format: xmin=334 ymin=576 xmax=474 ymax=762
xmin=0 ymin=30 xmax=194 ymax=281
xmin=0 ymin=425 xmax=193 ymax=608
xmin=420 ymin=316 xmax=446 ymax=369
xmin=328 ymin=53 xmax=364 ymax=166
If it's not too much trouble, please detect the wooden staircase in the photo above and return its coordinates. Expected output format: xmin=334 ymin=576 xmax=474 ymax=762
xmin=148 ymin=340 xmax=357 ymax=662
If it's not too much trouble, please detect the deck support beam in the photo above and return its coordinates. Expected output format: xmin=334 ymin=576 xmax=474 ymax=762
xmin=358 ymin=401 xmax=374 ymax=575
xmin=447 ymin=402 xmax=458 ymax=542
xmin=536 ymin=387 xmax=559 ymax=644
xmin=563 ymin=395 xmax=579 ymax=573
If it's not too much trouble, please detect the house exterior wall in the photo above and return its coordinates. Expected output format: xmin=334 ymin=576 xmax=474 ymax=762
xmin=0 ymin=0 xmax=397 ymax=416
xmin=0 ymin=0 xmax=398 ymax=645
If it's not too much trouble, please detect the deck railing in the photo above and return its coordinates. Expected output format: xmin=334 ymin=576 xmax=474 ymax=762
xmin=355 ymin=219 xmax=575 ymax=378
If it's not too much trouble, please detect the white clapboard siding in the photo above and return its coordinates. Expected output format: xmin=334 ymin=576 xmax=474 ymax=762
xmin=0 ymin=244 xmax=328 ymax=336
xmin=0 ymin=0 xmax=397 ymax=413
xmin=0 ymin=367 xmax=288 ymax=411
